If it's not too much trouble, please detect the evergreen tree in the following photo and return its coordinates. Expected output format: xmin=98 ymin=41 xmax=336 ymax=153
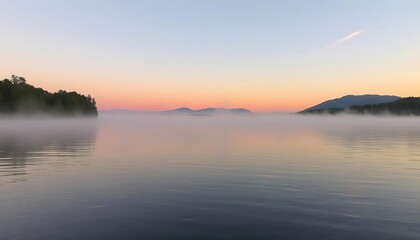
xmin=0 ymin=75 xmax=98 ymax=116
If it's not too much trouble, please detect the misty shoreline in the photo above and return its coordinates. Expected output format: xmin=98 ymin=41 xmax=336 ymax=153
xmin=2 ymin=111 xmax=420 ymax=120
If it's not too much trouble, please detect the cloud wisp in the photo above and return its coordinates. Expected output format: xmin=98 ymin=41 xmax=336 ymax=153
xmin=325 ymin=30 xmax=366 ymax=49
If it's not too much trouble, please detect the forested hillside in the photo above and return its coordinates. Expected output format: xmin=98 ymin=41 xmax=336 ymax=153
xmin=0 ymin=75 xmax=97 ymax=116
xmin=300 ymin=97 xmax=420 ymax=116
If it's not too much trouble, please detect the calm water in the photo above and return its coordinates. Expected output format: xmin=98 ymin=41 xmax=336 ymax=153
xmin=1 ymin=115 xmax=420 ymax=240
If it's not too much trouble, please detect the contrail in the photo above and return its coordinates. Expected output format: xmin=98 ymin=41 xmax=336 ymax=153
xmin=326 ymin=30 xmax=366 ymax=48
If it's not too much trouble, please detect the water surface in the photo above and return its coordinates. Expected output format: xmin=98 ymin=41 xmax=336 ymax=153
xmin=1 ymin=115 xmax=420 ymax=239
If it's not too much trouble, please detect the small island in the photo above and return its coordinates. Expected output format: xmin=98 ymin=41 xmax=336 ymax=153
xmin=0 ymin=75 xmax=98 ymax=116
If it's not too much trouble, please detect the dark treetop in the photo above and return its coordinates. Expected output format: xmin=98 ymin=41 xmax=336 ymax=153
xmin=0 ymin=75 xmax=97 ymax=116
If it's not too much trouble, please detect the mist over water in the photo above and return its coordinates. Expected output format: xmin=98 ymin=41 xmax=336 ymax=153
xmin=1 ymin=114 xmax=420 ymax=239
xmin=0 ymin=118 xmax=97 ymax=184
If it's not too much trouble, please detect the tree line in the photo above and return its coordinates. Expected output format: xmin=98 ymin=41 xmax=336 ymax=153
xmin=300 ymin=97 xmax=420 ymax=116
xmin=0 ymin=75 xmax=98 ymax=116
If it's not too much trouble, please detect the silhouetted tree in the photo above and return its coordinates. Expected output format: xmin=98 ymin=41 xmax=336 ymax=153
xmin=0 ymin=75 xmax=98 ymax=116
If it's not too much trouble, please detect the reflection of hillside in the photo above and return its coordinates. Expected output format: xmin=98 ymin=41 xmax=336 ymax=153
xmin=0 ymin=119 xmax=97 ymax=183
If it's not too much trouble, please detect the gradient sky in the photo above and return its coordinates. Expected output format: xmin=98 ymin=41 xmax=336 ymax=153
xmin=1 ymin=0 xmax=420 ymax=112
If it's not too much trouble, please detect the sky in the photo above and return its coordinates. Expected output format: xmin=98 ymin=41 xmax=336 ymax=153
xmin=1 ymin=0 xmax=420 ymax=112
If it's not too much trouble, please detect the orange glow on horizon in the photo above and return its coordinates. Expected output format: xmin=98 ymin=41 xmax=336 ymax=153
xmin=96 ymin=97 xmax=335 ymax=113
xmin=2 ymin=64 xmax=420 ymax=113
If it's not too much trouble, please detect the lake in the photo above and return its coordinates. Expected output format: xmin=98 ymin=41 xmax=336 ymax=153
xmin=1 ymin=114 xmax=420 ymax=240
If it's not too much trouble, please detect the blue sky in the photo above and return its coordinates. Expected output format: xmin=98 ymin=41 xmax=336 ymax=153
xmin=1 ymin=0 xmax=419 ymax=111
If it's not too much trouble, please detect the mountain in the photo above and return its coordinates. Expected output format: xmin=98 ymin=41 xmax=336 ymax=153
xmin=302 ymin=94 xmax=401 ymax=112
xmin=100 ymin=109 xmax=153 ymax=115
xmin=165 ymin=107 xmax=195 ymax=114
xmin=164 ymin=107 xmax=253 ymax=115
xmin=100 ymin=108 xmax=253 ymax=115
xmin=300 ymin=97 xmax=420 ymax=116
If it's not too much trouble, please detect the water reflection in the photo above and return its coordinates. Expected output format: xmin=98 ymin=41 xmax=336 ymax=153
xmin=1 ymin=115 xmax=420 ymax=240
xmin=0 ymin=118 xmax=97 ymax=184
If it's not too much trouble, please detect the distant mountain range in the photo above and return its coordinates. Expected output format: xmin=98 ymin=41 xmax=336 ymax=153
xmin=301 ymin=97 xmax=420 ymax=116
xmin=102 ymin=94 xmax=420 ymax=117
xmin=302 ymin=94 xmax=401 ymax=112
xmin=101 ymin=108 xmax=253 ymax=115
xmin=164 ymin=107 xmax=253 ymax=115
